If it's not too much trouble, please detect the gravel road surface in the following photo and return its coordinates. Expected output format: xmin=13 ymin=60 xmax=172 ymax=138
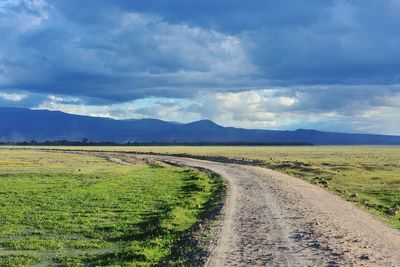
xmin=145 ymin=155 xmax=400 ymax=267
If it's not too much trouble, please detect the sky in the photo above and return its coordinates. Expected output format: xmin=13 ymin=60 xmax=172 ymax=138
xmin=1 ymin=0 xmax=400 ymax=134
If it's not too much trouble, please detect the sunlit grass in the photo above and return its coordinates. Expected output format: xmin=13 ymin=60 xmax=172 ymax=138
xmin=0 ymin=149 xmax=224 ymax=266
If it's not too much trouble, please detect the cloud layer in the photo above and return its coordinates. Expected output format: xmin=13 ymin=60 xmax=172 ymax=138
xmin=1 ymin=0 xmax=400 ymax=134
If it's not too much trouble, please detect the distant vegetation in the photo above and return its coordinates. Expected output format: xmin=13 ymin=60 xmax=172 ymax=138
xmin=0 ymin=149 xmax=225 ymax=266
xmin=0 ymin=139 xmax=313 ymax=146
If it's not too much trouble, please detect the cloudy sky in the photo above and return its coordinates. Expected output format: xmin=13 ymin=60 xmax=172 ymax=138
xmin=1 ymin=0 xmax=400 ymax=134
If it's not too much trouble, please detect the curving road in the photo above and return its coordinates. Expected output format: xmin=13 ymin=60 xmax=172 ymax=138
xmin=141 ymin=155 xmax=400 ymax=266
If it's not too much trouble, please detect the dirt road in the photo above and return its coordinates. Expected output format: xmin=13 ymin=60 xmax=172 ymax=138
xmin=142 ymin=155 xmax=400 ymax=266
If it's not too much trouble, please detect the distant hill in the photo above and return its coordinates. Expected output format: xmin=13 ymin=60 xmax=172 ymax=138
xmin=1 ymin=107 xmax=400 ymax=145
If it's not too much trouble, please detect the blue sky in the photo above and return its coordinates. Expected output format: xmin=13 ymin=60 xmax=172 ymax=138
xmin=1 ymin=0 xmax=400 ymax=134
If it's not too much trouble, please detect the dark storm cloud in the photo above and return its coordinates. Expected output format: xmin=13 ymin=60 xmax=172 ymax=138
xmin=273 ymin=86 xmax=400 ymax=115
xmin=94 ymin=0 xmax=400 ymax=85
xmin=1 ymin=0 xmax=400 ymax=107
xmin=0 ymin=0 xmax=257 ymax=104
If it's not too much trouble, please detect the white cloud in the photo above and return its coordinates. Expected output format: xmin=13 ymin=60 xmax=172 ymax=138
xmin=35 ymin=97 xmax=111 ymax=118
xmin=0 ymin=0 xmax=49 ymax=33
xmin=47 ymin=95 xmax=82 ymax=104
xmin=277 ymin=96 xmax=295 ymax=106
xmin=0 ymin=92 xmax=28 ymax=101
xmin=35 ymin=103 xmax=112 ymax=118
xmin=23 ymin=88 xmax=400 ymax=134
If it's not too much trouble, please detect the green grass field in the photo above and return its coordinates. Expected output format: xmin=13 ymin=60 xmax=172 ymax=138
xmin=23 ymin=145 xmax=400 ymax=229
xmin=0 ymin=149 xmax=225 ymax=266
xmin=1 ymin=146 xmax=399 ymax=266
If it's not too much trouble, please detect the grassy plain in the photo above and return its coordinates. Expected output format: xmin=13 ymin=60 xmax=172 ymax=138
xmin=25 ymin=145 xmax=400 ymax=229
xmin=0 ymin=149 xmax=225 ymax=266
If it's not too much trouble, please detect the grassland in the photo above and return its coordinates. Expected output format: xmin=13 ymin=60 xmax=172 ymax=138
xmin=0 ymin=149 xmax=225 ymax=266
xmin=23 ymin=145 xmax=400 ymax=229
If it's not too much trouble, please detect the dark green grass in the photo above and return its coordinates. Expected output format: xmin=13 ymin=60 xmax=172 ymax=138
xmin=0 ymin=149 xmax=225 ymax=266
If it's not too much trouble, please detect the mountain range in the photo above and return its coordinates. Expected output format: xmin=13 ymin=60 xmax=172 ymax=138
xmin=1 ymin=107 xmax=400 ymax=145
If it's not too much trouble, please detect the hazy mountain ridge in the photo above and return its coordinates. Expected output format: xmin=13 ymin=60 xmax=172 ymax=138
xmin=1 ymin=107 xmax=400 ymax=145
